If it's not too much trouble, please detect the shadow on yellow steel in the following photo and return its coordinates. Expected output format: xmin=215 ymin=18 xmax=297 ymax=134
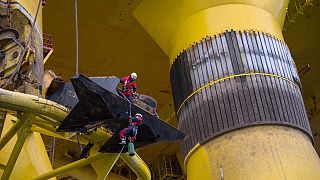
xmin=0 ymin=88 xmax=151 ymax=179
xmin=0 ymin=114 xmax=54 ymax=180
xmin=185 ymin=126 xmax=320 ymax=180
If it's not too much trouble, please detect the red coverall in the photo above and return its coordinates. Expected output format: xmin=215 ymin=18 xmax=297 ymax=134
xmin=119 ymin=116 xmax=143 ymax=143
xmin=120 ymin=76 xmax=137 ymax=102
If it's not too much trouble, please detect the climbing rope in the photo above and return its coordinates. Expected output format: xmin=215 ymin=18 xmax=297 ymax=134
xmin=129 ymin=101 xmax=132 ymax=117
xmin=74 ymin=0 xmax=79 ymax=75
xmin=76 ymin=132 xmax=83 ymax=151
xmin=118 ymin=90 xmax=133 ymax=117
xmin=102 ymin=145 xmax=125 ymax=180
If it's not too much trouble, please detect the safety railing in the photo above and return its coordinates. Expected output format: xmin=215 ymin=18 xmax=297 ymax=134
xmin=43 ymin=33 xmax=54 ymax=63
xmin=150 ymin=155 xmax=183 ymax=180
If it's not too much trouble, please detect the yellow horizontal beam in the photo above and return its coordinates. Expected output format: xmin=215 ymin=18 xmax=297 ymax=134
xmin=0 ymin=89 xmax=151 ymax=179
xmin=0 ymin=88 xmax=68 ymax=121
xmin=33 ymin=153 xmax=109 ymax=180
xmin=43 ymin=49 xmax=53 ymax=64
xmin=30 ymin=126 xmax=74 ymax=142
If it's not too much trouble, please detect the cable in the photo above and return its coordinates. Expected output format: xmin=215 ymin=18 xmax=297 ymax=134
xmin=102 ymin=146 xmax=125 ymax=180
xmin=1 ymin=0 xmax=42 ymax=88
xmin=75 ymin=0 xmax=79 ymax=75
xmin=118 ymin=90 xmax=133 ymax=117
xmin=76 ymin=132 xmax=83 ymax=151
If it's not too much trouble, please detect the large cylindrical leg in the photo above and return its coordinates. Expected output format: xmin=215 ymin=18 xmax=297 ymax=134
xmin=134 ymin=0 xmax=320 ymax=179
xmin=0 ymin=1 xmax=53 ymax=179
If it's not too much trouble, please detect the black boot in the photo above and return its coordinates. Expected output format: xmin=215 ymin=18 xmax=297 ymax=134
xmin=80 ymin=142 xmax=94 ymax=159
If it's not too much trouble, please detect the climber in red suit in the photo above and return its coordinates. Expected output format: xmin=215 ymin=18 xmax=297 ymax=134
xmin=119 ymin=113 xmax=143 ymax=145
xmin=120 ymin=72 xmax=137 ymax=103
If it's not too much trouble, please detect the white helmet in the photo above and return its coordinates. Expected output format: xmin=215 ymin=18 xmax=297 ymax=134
xmin=130 ymin=72 xmax=137 ymax=80
xmin=135 ymin=113 xmax=143 ymax=119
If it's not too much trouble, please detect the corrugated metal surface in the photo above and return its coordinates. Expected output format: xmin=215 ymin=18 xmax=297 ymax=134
xmin=170 ymin=30 xmax=311 ymax=157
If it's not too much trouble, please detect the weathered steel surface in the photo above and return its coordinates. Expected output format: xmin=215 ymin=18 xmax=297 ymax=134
xmin=170 ymin=30 xmax=311 ymax=157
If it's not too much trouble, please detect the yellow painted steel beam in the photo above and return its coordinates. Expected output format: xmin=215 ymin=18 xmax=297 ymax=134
xmin=0 ymin=89 xmax=110 ymax=144
xmin=96 ymin=153 xmax=121 ymax=180
xmin=33 ymin=153 xmax=109 ymax=180
xmin=30 ymin=122 xmax=111 ymax=145
xmin=121 ymin=153 xmax=151 ymax=180
xmin=0 ymin=114 xmax=60 ymax=151
xmin=24 ymin=132 xmax=55 ymax=180
xmin=52 ymin=155 xmax=97 ymax=179
xmin=0 ymin=88 xmax=68 ymax=121
xmin=35 ymin=115 xmax=60 ymax=126
xmin=0 ymin=119 xmax=23 ymax=151
xmin=43 ymin=49 xmax=54 ymax=64
xmin=30 ymin=126 xmax=73 ymax=142
xmin=1 ymin=113 xmax=36 ymax=180
xmin=0 ymin=85 xmax=151 ymax=180
xmin=0 ymin=163 xmax=5 ymax=170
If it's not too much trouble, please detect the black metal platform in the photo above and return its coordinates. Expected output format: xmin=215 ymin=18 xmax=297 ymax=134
xmin=55 ymin=74 xmax=185 ymax=153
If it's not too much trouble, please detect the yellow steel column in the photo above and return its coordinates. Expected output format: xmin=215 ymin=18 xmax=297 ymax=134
xmin=134 ymin=0 xmax=288 ymax=62
xmin=134 ymin=0 xmax=320 ymax=179
xmin=0 ymin=163 xmax=5 ymax=170
xmin=0 ymin=119 xmax=23 ymax=151
xmin=1 ymin=113 xmax=35 ymax=180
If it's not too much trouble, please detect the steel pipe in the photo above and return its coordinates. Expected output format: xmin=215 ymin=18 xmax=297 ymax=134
xmin=121 ymin=153 xmax=151 ymax=180
xmin=0 ymin=88 xmax=152 ymax=180
xmin=1 ymin=113 xmax=35 ymax=180
xmin=0 ymin=119 xmax=23 ymax=151
xmin=33 ymin=153 xmax=108 ymax=180
xmin=0 ymin=88 xmax=68 ymax=121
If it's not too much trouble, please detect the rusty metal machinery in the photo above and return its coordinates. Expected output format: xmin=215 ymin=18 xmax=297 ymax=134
xmin=0 ymin=1 xmax=43 ymax=95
